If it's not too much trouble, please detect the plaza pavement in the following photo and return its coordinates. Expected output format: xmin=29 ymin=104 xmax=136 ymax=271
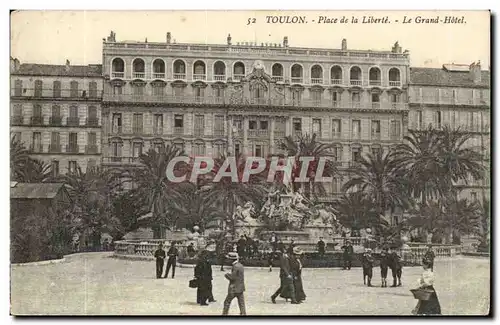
xmin=10 ymin=252 xmax=490 ymax=316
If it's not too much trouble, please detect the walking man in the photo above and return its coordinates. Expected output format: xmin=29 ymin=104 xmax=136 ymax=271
xmin=361 ymin=248 xmax=374 ymax=286
xmin=164 ymin=241 xmax=179 ymax=278
xmin=341 ymin=240 xmax=354 ymax=270
xmin=271 ymin=251 xmax=298 ymax=304
xmin=424 ymin=244 xmax=436 ymax=271
xmin=389 ymin=247 xmax=403 ymax=287
xmin=222 ymin=252 xmax=246 ymax=315
xmin=379 ymin=247 xmax=389 ymax=287
xmin=154 ymin=243 xmax=166 ymax=279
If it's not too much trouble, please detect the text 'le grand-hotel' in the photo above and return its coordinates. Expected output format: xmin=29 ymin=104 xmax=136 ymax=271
xmin=10 ymin=32 xmax=490 ymax=201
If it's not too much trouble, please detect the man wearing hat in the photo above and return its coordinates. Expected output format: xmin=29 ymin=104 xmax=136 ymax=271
xmin=154 ymin=243 xmax=166 ymax=279
xmin=317 ymin=237 xmax=326 ymax=258
xmin=361 ymin=248 xmax=375 ymax=287
xmin=222 ymin=252 xmax=246 ymax=316
xmin=164 ymin=241 xmax=179 ymax=279
xmin=379 ymin=247 xmax=390 ymax=287
xmin=341 ymin=240 xmax=354 ymax=270
xmin=389 ymin=247 xmax=403 ymax=287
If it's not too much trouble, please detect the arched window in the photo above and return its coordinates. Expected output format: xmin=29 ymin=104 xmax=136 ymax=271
xmin=330 ymin=66 xmax=342 ymax=84
xmin=173 ymin=60 xmax=186 ymax=79
xmin=152 ymin=59 xmax=165 ymax=79
xmin=111 ymin=58 xmax=125 ymax=78
xmin=389 ymin=68 xmax=401 ymax=86
xmin=311 ymin=65 xmax=323 ymax=84
xmin=350 ymin=66 xmax=362 ymax=85
xmin=369 ymin=67 xmax=381 ymax=86
xmin=193 ymin=61 xmax=206 ymax=80
xmin=272 ymin=63 xmax=283 ymax=82
xmin=213 ymin=61 xmax=226 ymax=81
xmin=132 ymin=58 xmax=145 ymax=78
xmin=233 ymin=62 xmax=245 ymax=80
xmin=291 ymin=64 xmax=303 ymax=83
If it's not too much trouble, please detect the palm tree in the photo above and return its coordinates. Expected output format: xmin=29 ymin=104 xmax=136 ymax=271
xmin=10 ymin=136 xmax=30 ymax=182
xmin=127 ymin=145 xmax=187 ymax=238
xmin=405 ymin=201 xmax=446 ymax=243
xmin=331 ymin=192 xmax=389 ymax=234
xmin=201 ymin=154 xmax=266 ymax=235
xmin=279 ymin=133 xmax=338 ymax=199
xmin=168 ymin=183 xmax=226 ymax=231
xmin=343 ymin=150 xmax=411 ymax=222
xmin=22 ymin=158 xmax=53 ymax=183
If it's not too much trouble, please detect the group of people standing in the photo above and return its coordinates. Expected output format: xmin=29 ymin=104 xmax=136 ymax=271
xmin=270 ymin=246 xmax=306 ymax=304
xmin=154 ymin=242 xmax=179 ymax=279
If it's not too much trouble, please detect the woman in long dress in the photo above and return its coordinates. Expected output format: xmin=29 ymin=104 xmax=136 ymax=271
xmin=194 ymin=250 xmax=213 ymax=306
xmin=290 ymin=247 xmax=306 ymax=303
xmin=413 ymin=259 xmax=442 ymax=315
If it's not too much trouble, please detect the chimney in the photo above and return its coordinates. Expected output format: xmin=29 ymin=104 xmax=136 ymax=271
xmin=65 ymin=60 xmax=70 ymax=72
xmin=283 ymin=36 xmax=289 ymax=47
xmin=227 ymin=33 xmax=232 ymax=45
xmin=469 ymin=61 xmax=482 ymax=83
xmin=10 ymin=57 xmax=20 ymax=73
xmin=341 ymin=38 xmax=347 ymax=50
xmin=166 ymin=32 xmax=171 ymax=44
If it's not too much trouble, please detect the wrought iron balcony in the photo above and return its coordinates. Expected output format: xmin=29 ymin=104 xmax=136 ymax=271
xmin=133 ymin=72 xmax=145 ymax=79
xmin=173 ymin=73 xmax=186 ymax=80
xmin=86 ymin=118 xmax=99 ymax=127
xmin=11 ymin=88 xmax=102 ymax=100
xmin=174 ymin=127 xmax=184 ymax=135
xmin=29 ymin=145 xmax=43 ymax=153
xmin=389 ymin=80 xmax=402 ymax=87
xmin=30 ymin=116 xmax=43 ymax=125
xmin=152 ymin=73 xmax=165 ymax=79
xmin=67 ymin=117 xmax=80 ymax=126
xmin=85 ymin=145 xmax=99 ymax=154
xmin=213 ymin=74 xmax=226 ymax=81
xmin=112 ymin=126 xmax=122 ymax=134
xmin=330 ymin=79 xmax=342 ymax=85
xmin=372 ymin=102 xmax=381 ymax=109
xmin=66 ymin=144 xmax=79 ymax=153
xmin=49 ymin=144 xmax=61 ymax=153
xmin=311 ymin=78 xmax=323 ymax=84
xmin=233 ymin=74 xmax=245 ymax=81
xmin=350 ymin=79 xmax=362 ymax=86
xmin=11 ymin=116 xmax=23 ymax=125
xmin=49 ymin=116 xmax=62 ymax=126
xmin=272 ymin=76 xmax=284 ymax=82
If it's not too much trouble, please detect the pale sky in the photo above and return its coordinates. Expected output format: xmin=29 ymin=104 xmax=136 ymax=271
xmin=10 ymin=10 xmax=490 ymax=68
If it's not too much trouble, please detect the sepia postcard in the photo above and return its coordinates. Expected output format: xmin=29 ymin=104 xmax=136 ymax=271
xmin=9 ymin=10 xmax=491 ymax=316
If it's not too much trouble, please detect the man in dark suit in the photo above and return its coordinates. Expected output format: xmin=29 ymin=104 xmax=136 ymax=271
xmin=222 ymin=252 xmax=246 ymax=315
xmin=389 ymin=247 xmax=403 ymax=287
xmin=424 ymin=244 xmax=436 ymax=271
xmin=341 ymin=240 xmax=354 ymax=270
xmin=237 ymin=235 xmax=246 ymax=258
xmin=154 ymin=243 xmax=166 ymax=279
xmin=271 ymin=252 xmax=298 ymax=304
xmin=361 ymin=248 xmax=375 ymax=286
xmin=269 ymin=232 xmax=278 ymax=252
xmin=317 ymin=237 xmax=326 ymax=257
xmin=164 ymin=241 xmax=179 ymax=278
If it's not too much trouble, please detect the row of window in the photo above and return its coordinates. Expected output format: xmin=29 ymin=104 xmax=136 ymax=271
xmin=412 ymin=110 xmax=491 ymax=132
xmin=15 ymin=131 xmax=99 ymax=154
xmin=12 ymin=104 xmax=99 ymax=126
xmin=110 ymin=57 xmax=403 ymax=84
xmin=12 ymin=80 xmax=100 ymax=98
xmin=110 ymin=113 xmax=402 ymax=139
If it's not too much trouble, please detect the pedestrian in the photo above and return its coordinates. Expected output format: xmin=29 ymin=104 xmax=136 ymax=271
xmin=423 ymin=244 xmax=436 ymax=272
xmin=237 ymin=235 xmax=246 ymax=258
xmin=317 ymin=237 xmax=326 ymax=257
xmin=287 ymin=239 xmax=296 ymax=255
xmin=267 ymin=249 xmax=274 ymax=272
xmin=187 ymin=242 xmax=195 ymax=258
xmin=245 ymin=235 xmax=253 ymax=258
xmin=271 ymin=252 xmax=298 ymax=304
xmin=389 ymin=247 xmax=403 ymax=287
xmin=412 ymin=258 xmax=442 ymax=315
xmin=379 ymin=247 xmax=390 ymax=287
xmin=290 ymin=246 xmax=306 ymax=303
xmin=361 ymin=248 xmax=374 ymax=286
xmin=154 ymin=243 xmax=166 ymax=279
xmin=164 ymin=241 xmax=179 ymax=279
xmin=194 ymin=250 xmax=213 ymax=306
xmin=269 ymin=232 xmax=278 ymax=252
xmin=222 ymin=252 xmax=246 ymax=315
xmin=341 ymin=240 xmax=354 ymax=270
xmin=216 ymin=238 xmax=225 ymax=271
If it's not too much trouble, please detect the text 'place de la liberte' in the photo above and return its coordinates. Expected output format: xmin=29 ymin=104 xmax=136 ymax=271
xmin=265 ymin=15 xmax=466 ymax=25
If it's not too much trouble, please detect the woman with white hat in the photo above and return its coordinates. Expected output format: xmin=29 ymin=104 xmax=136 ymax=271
xmin=290 ymin=246 xmax=306 ymax=303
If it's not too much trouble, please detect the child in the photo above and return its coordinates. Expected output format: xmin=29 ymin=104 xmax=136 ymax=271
xmin=389 ymin=247 xmax=403 ymax=287
xmin=379 ymin=247 xmax=389 ymax=287
xmin=361 ymin=248 xmax=375 ymax=286
xmin=154 ymin=243 xmax=166 ymax=279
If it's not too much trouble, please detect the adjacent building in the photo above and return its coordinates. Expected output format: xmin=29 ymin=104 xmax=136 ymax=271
xmin=10 ymin=59 xmax=103 ymax=176
xmin=408 ymin=63 xmax=491 ymax=201
xmin=100 ymin=32 xmax=410 ymax=200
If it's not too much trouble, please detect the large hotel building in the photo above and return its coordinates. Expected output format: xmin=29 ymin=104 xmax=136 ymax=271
xmin=10 ymin=32 xmax=490 ymax=202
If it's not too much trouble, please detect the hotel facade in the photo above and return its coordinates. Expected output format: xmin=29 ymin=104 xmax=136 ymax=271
xmin=10 ymin=32 xmax=490 ymax=202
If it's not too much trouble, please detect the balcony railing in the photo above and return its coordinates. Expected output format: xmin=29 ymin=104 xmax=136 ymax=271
xmin=193 ymin=74 xmax=206 ymax=81
xmin=272 ymin=76 xmax=283 ymax=82
xmin=67 ymin=117 xmax=80 ymax=126
xmin=330 ymin=79 xmax=342 ymax=85
xmin=152 ymin=73 xmax=165 ymax=79
xmin=174 ymin=127 xmax=184 ymax=135
xmin=193 ymin=129 xmax=204 ymax=137
xmin=102 ymin=157 xmax=142 ymax=164
xmin=369 ymin=80 xmax=381 ymax=86
xmin=86 ymin=118 xmax=99 ymax=127
xmin=291 ymin=77 xmax=303 ymax=84
xmin=11 ymin=88 xmax=102 ymax=100
xmin=274 ymin=130 xmax=285 ymax=137
xmin=213 ymin=129 xmax=225 ymax=137
xmin=173 ymin=73 xmax=186 ymax=80
xmin=233 ymin=74 xmax=245 ymax=81
xmin=49 ymin=116 xmax=62 ymax=126
xmin=112 ymin=126 xmax=122 ymax=134
xmin=102 ymin=93 xmax=409 ymax=110
xmin=389 ymin=80 xmax=401 ymax=87
xmin=372 ymin=102 xmax=381 ymax=109
xmin=350 ymin=79 xmax=362 ymax=86
xmin=417 ymin=96 xmax=491 ymax=106
xmin=31 ymin=116 xmax=43 ymax=125
xmin=11 ymin=116 xmax=23 ymax=125
xmin=112 ymin=72 xmax=125 ymax=78
xmin=372 ymin=133 xmax=381 ymax=140
xmin=132 ymin=127 xmax=143 ymax=135
xmin=153 ymin=127 xmax=163 ymax=135
xmin=66 ymin=144 xmax=79 ymax=153
xmin=48 ymin=144 xmax=61 ymax=153
xmin=29 ymin=145 xmax=43 ymax=153
xmin=133 ymin=72 xmax=145 ymax=79
xmin=311 ymin=78 xmax=323 ymax=84
xmin=85 ymin=145 xmax=99 ymax=154
xmin=213 ymin=74 xmax=226 ymax=81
